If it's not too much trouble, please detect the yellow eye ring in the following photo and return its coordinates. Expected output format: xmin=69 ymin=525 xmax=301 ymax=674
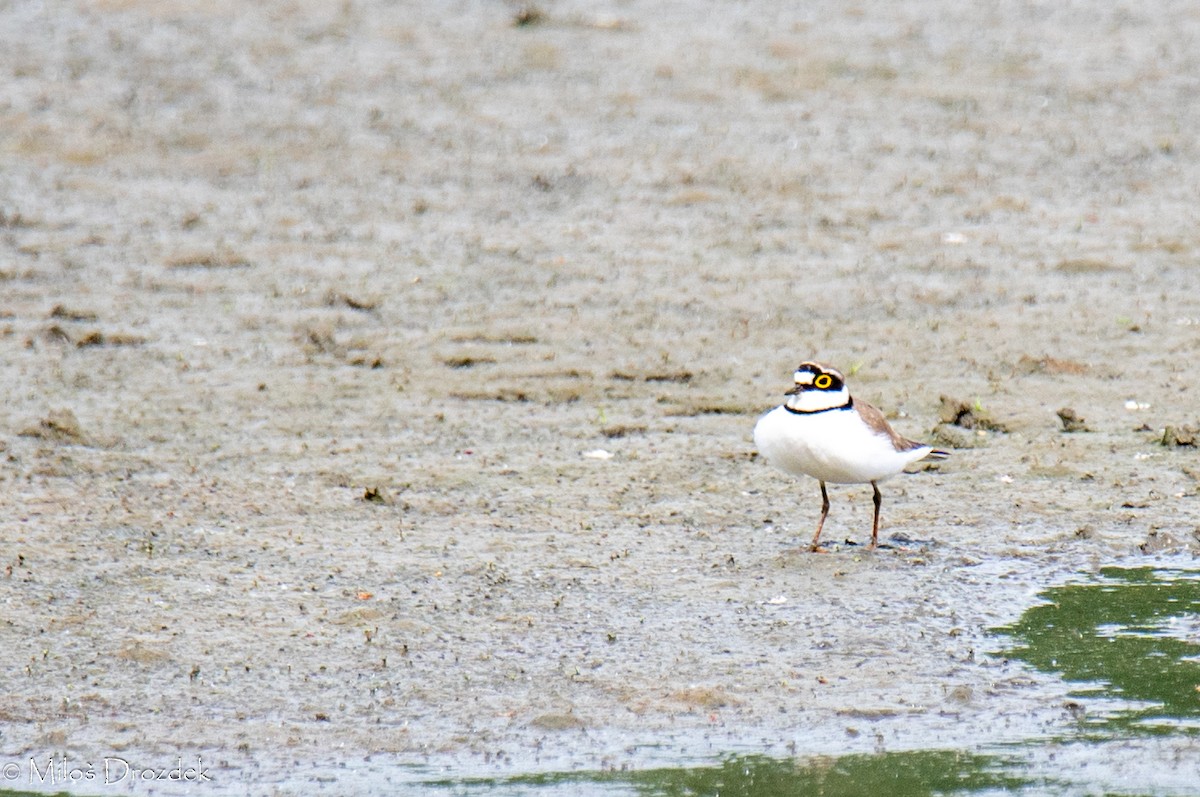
xmin=814 ymin=374 xmax=833 ymax=389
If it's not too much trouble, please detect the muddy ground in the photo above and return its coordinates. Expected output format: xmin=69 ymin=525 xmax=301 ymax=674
xmin=2 ymin=0 xmax=1199 ymax=794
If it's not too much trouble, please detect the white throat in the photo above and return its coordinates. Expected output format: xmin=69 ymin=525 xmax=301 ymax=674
xmin=785 ymin=387 xmax=851 ymax=413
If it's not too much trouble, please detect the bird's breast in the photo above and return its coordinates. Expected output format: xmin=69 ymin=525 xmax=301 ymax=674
xmin=753 ymin=405 xmax=923 ymax=484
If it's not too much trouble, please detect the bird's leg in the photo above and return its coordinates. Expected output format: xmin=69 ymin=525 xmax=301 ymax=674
xmin=810 ymin=481 xmax=831 ymax=552
xmin=869 ymin=481 xmax=882 ymax=550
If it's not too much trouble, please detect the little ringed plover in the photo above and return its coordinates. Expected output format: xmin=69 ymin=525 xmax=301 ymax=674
xmin=753 ymin=361 xmax=948 ymax=551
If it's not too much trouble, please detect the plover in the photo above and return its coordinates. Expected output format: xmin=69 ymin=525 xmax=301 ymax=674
xmin=753 ymin=361 xmax=948 ymax=551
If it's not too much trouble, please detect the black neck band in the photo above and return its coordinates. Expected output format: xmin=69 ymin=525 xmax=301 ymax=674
xmin=784 ymin=396 xmax=854 ymax=415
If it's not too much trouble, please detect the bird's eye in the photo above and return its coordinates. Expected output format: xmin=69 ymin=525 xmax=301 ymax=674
xmin=814 ymin=374 xmax=833 ymax=389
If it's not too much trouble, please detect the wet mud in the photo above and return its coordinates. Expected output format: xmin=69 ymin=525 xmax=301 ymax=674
xmin=1 ymin=1 xmax=1199 ymax=794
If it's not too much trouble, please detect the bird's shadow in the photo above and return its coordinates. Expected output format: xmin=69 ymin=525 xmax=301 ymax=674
xmin=784 ymin=532 xmax=937 ymax=555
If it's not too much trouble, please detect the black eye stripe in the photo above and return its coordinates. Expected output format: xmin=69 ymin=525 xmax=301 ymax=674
xmin=793 ymin=365 xmax=844 ymax=391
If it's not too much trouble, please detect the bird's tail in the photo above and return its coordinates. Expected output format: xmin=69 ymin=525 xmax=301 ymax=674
xmin=924 ymin=449 xmax=951 ymax=460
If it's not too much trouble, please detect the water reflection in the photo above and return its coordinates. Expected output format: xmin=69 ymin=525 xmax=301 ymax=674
xmin=423 ymin=567 xmax=1200 ymax=796
xmin=993 ymin=566 xmax=1200 ymax=734
xmin=433 ymin=750 xmax=1036 ymax=796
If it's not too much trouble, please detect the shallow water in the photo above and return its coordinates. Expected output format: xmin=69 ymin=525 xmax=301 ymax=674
xmin=3 ymin=569 xmax=1197 ymax=795
xmin=406 ymin=566 xmax=1200 ymax=796
xmin=994 ymin=566 xmax=1200 ymax=737
xmin=423 ymin=751 xmax=1033 ymax=796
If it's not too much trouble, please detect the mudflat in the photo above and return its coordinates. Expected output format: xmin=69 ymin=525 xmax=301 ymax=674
xmin=2 ymin=1 xmax=1198 ymax=793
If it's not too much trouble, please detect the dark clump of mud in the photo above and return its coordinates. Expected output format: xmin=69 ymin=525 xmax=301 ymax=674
xmin=1161 ymin=425 xmax=1197 ymax=447
xmin=1056 ymin=407 xmax=1090 ymax=433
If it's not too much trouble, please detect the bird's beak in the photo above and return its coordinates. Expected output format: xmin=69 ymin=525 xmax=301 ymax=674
xmin=784 ymin=386 xmax=802 ymax=396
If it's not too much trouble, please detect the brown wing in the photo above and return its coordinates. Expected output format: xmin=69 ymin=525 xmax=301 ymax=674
xmin=854 ymin=399 xmax=929 ymax=453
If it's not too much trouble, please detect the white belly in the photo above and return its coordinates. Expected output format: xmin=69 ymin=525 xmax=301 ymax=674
xmin=753 ymin=405 xmax=930 ymax=484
